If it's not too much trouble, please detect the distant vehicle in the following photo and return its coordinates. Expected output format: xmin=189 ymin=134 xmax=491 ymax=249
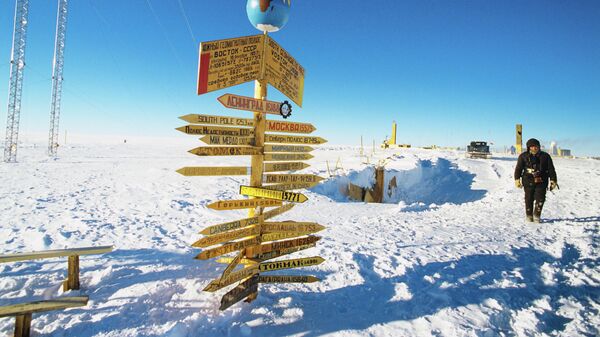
xmin=466 ymin=141 xmax=492 ymax=159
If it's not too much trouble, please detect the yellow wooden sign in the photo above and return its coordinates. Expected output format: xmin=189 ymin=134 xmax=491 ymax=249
xmin=264 ymin=153 xmax=313 ymax=162
xmin=218 ymin=93 xmax=282 ymax=115
xmin=240 ymin=186 xmax=308 ymax=203
xmin=265 ymin=134 xmax=327 ymax=145
xmin=200 ymin=215 xmax=264 ymax=236
xmin=258 ymin=256 xmax=324 ymax=272
xmin=177 ymin=166 xmax=250 ymax=176
xmin=197 ymin=34 xmax=264 ymax=95
xmin=196 ymin=237 xmax=261 ymax=260
xmin=246 ymin=236 xmax=321 ymax=258
xmin=203 ymin=265 xmax=259 ymax=292
xmin=262 ymin=203 xmax=296 ymax=219
xmin=221 ymin=251 xmax=244 ymax=280
xmin=264 ymin=174 xmax=323 ymax=184
xmin=258 ymin=275 xmax=320 ymax=283
xmin=264 ymin=35 xmax=305 ymax=107
xmin=215 ymin=256 xmax=259 ymax=265
xmin=192 ymin=225 xmax=261 ymax=248
xmin=263 ymin=182 xmax=320 ymax=191
xmin=261 ymin=231 xmax=312 ymax=242
xmin=176 ymin=125 xmax=253 ymax=137
xmin=199 ymin=135 xmax=255 ymax=146
xmin=179 ymin=114 xmax=254 ymax=127
xmin=264 ymin=145 xmax=314 ymax=153
xmin=263 ymin=222 xmax=325 ymax=234
xmin=264 ymin=162 xmax=310 ymax=172
xmin=219 ymin=275 xmax=259 ymax=310
xmin=207 ymin=199 xmax=282 ymax=210
xmin=253 ymin=243 xmax=316 ymax=262
xmin=265 ymin=120 xmax=315 ymax=134
xmin=188 ymin=146 xmax=261 ymax=156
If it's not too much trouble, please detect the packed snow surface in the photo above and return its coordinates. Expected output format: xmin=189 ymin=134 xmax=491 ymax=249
xmin=1 ymin=141 xmax=598 ymax=336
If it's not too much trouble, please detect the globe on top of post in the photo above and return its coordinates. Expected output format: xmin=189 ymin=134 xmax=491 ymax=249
xmin=246 ymin=0 xmax=291 ymax=33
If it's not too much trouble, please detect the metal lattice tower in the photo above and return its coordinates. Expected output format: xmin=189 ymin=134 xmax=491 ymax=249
xmin=3 ymin=0 xmax=29 ymax=163
xmin=48 ymin=0 xmax=69 ymax=157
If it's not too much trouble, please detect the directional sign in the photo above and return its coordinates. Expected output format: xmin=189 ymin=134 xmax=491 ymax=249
xmin=250 ymin=243 xmax=316 ymax=262
xmin=177 ymin=166 xmax=250 ymax=177
xmin=265 ymin=120 xmax=315 ymax=134
xmin=264 ymin=174 xmax=323 ymax=184
xmin=215 ymin=256 xmax=259 ymax=265
xmin=263 ymin=222 xmax=325 ymax=234
xmin=188 ymin=146 xmax=261 ymax=156
xmin=264 ymin=35 xmax=305 ymax=107
xmin=176 ymin=125 xmax=253 ymax=137
xmin=192 ymin=225 xmax=261 ymax=248
xmin=262 ymin=203 xmax=295 ymax=219
xmin=196 ymin=237 xmax=261 ymax=260
xmin=261 ymin=231 xmax=312 ymax=242
xmin=203 ymin=265 xmax=259 ymax=292
xmin=264 ymin=153 xmax=313 ymax=162
xmin=264 ymin=162 xmax=310 ymax=172
xmin=218 ymin=94 xmax=283 ymax=116
xmin=200 ymin=135 xmax=255 ymax=146
xmin=264 ymin=145 xmax=314 ymax=153
xmin=207 ymin=199 xmax=282 ymax=211
xmin=179 ymin=114 xmax=254 ymax=127
xmin=258 ymin=275 xmax=320 ymax=283
xmin=221 ymin=251 xmax=244 ymax=280
xmin=258 ymin=256 xmax=324 ymax=272
xmin=200 ymin=215 xmax=263 ymax=236
xmin=265 ymin=134 xmax=327 ymax=145
xmin=246 ymin=236 xmax=321 ymax=258
xmin=197 ymin=34 xmax=264 ymax=95
xmin=240 ymin=186 xmax=308 ymax=203
xmin=263 ymin=182 xmax=320 ymax=191
xmin=220 ymin=275 xmax=259 ymax=310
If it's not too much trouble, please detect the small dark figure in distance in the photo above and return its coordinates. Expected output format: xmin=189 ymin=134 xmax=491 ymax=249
xmin=514 ymin=138 xmax=558 ymax=223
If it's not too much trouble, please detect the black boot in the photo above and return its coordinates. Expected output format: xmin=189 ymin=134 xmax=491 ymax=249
xmin=534 ymin=201 xmax=544 ymax=223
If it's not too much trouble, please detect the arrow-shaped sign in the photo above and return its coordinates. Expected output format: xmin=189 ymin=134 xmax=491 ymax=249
xmin=264 ymin=162 xmax=310 ymax=172
xmin=265 ymin=120 xmax=315 ymax=134
xmin=264 ymin=174 xmax=324 ymax=184
xmin=264 ymin=153 xmax=313 ymax=162
xmin=264 ymin=145 xmax=314 ymax=153
xmin=176 ymin=125 xmax=254 ymax=137
xmin=179 ymin=114 xmax=254 ymax=127
xmin=240 ymin=185 xmax=308 ymax=203
xmin=218 ymin=94 xmax=284 ymax=116
xmin=263 ymin=181 xmax=320 ymax=191
xmin=177 ymin=166 xmax=250 ymax=176
xmin=188 ymin=146 xmax=262 ymax=156
xmin=207 ymin=198 xmax=282 ymax=210
xmin=265 ymin=134 xmax=327 ymax=145
xmin=258 ymin=256 xmax=325 ymax=272
xmin=199 ymin=135 xmax=255 ymax=146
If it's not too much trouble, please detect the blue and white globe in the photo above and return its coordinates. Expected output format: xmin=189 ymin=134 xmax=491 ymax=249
xmin=246 ymin=0 xmax=291 ymax=33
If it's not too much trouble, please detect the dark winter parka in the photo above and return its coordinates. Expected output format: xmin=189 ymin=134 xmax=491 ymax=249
xmin=514 ymin=150 xmax=557 ymax=187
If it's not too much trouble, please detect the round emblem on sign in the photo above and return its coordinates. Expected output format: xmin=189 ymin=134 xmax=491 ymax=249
xmin=279 ymin=101 xmax=292 ymax=119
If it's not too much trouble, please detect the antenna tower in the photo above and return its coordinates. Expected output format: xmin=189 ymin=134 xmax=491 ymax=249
xmin=48 ymin=0 xmax=69 ymax=157
xmin=3 ymin=0 xmax=30 ymax=163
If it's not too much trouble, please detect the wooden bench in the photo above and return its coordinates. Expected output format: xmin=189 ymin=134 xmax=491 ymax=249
xmin=0 ymin=296 xmax=88 ymax=337
xmin=0 ymin=246 xmax=114 ymax=291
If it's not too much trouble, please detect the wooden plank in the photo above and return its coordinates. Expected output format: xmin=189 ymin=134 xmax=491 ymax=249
xmin=264 ymin=153 xmax=313 ymax=162
xmin=219 ymin=275 xmax=259 ymax=310
xmin=195 ymin=237 xmax=261 ymax=260
xmin=207 ymin=199 xmax=282 ymax=210
xmin=258 ymin=256 xmax=325 ymax=272
xmin=215 ymin=256 xmax=259 ymax=265
xmin=264 ymin=145 xmax=314 ymax=153
xmin=192 ymin=225 xmax=261 ymax=248
xmin=245 ymin=236 xmax=321 ymax=258
xmin=176 ymin=125 xmax=254 ymax=137
xmin=263 ymin=182 xmax=320 ymax=191
xmin=0 ymin=246 xmax=113 ymax=264
xmin=262 ymin=222 xmax=325 ymax=234
xmin=199 ymin=135 xmax=255 ymax=146
xmin=197 ymin=34 xmax=264 ymax=95
xmin=262 ymin=203 xmax=295 ymax=219
xmin=200 ymin=215 xmax=264 ymax=236
xmin=188 ymin=146 xmax=261 ymax=156
xmin=258 ymin=275 xmax=320 ymax=283
xmin=218 ymin=93 xmax=282 ymax=115
xmin=265 ymin=134 xmax=327 ymax=145
xmin=261 ymin=231 xmax=312 ymax=242
xmin=251 ymin=243 xmax=316 ymax=262
xmin=221 ymin=251 xmax=244 ymax=280
xmin=203 ymin=266 xmax=259 ymax=292
xmin=264 ymin=35 xmax=305 ymax=107
xmin=264 ymin=162 xmax=310 ymax=172
xmin=176 ymin=166 xmax=250 ymax=176
xmin=264 ymin=174 xmax=322 ymax=184
xmin=179 ymin=114 xmax=254 ymax=127
xmin=240 ymin=186 xmax=307 ymax=203
xmin=0 ymin=297 xmax=89 ymax=317
xmin=265 ymin=120 xmax=315 ymax=134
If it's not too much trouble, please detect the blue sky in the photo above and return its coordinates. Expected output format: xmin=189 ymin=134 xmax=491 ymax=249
xmin=1 ymin=1 xmax=599 ymax=155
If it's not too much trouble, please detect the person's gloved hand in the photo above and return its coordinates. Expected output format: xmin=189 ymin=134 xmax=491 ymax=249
xmin=549 ymin=180 xmax=558 ymax=191
xmin=515 ymin=179 xmax=522 ymax=188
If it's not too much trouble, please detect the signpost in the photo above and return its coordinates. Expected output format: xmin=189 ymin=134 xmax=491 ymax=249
xmin=178 ymin=11 xmax=327 ymax=310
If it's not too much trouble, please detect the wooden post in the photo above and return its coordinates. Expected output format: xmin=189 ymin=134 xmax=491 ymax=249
xmin=374 ymin=167 xmax=385 ymax=203
xmin=14 ymin=313 xmax=32 ymax=337
xmin=516 ymin=124 xmax=523 ymax=154
xmin=63 ymin=255 xmax=80 ymax=291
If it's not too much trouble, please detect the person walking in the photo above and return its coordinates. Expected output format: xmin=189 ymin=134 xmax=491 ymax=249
xmin=514 ymin=138 xmax=558 ymax=222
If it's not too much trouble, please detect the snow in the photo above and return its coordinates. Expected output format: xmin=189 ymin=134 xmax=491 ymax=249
xmin=1 ymin=141 xmax=599 ymax=336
